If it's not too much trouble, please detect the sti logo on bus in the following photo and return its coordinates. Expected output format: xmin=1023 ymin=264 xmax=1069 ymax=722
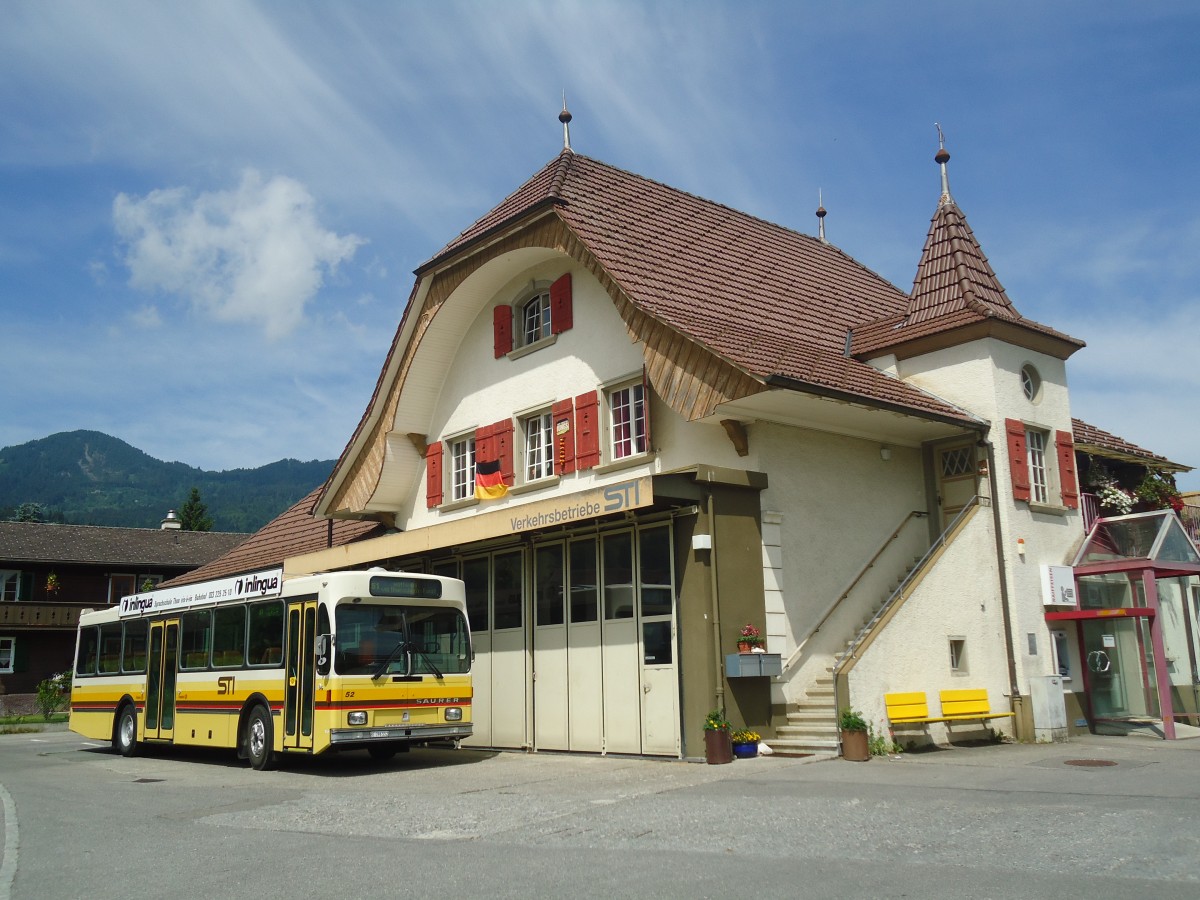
xmin=235 ymin=573 xmax=281 ymax=596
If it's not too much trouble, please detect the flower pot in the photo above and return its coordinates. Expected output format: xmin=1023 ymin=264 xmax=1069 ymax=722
xmin=737 ymin=641 xmax=752 ymax=652
xmin=704 ymin=729 xmax=733 ymax=765
xmin=731 ymin=741 xmax=758 ymax=759
xmin=841 ymin=729 xmax=870 ymax=762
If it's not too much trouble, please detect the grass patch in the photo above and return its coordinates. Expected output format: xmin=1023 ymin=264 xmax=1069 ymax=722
xmin=0 ymin=725 xmax=45 ymax=735
xmin=0 ymin=713 xmax=68 ymax=726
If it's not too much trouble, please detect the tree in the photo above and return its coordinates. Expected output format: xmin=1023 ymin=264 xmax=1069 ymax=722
xmin=13 ymin=502 xmax=46 ymax=522
xmin=179 ymin=487 xmax=214 ymax=531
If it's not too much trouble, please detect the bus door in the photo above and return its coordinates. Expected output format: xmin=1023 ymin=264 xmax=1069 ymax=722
xmin=145 ymin=619 xmax=179 ymax=741
xmin=283 ymin=598 xmax=317 ymax=752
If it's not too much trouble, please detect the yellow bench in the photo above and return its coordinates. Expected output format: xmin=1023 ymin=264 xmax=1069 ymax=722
xmin=886 ymin=689 xmax=1015 ymax=727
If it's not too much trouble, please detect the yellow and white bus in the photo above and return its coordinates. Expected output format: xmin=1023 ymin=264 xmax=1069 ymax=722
xmin=69 ymin=568 xmax=472 ymax=769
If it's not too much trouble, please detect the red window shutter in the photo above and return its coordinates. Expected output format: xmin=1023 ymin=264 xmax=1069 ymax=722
xmin=552 ymin=399 xmax=576 ymax=475
xmin=493 ymin=305 xmax=513 ymax=358
xmin=425 ymin=441 xmax=443 ymax=508
xmin=1005 ymin=418 xmax=1031 ymax=501
xmin=549 ymin=273 xmax=573 ymax=335
xmin=1056 ymin=430 xmax=1079 ymax=509
xmin=575 ymin=390 xmax=601 ymax=470
xmin=475 ymin=423 xmax=495 ymax=465
xmin=494 ymin=419 xmax=515 ymax=485
xmin=642 ymin=367 xmax=652 ymax=453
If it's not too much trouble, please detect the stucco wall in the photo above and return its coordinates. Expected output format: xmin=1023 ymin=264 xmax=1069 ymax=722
xmin=396 ymin=258 xmax=735 ymax=530
xmin=750 ymin=421 xmax=934 ymax=703
xmin=895 ymin=338 xmax=1086 ymax=706
xmin=847 ymin=508 xmax=1014 ymax=744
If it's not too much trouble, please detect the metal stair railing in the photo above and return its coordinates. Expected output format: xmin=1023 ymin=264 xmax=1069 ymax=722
xmin=783 ymin=509 xmax=928 ymax=673
xmin=835 ymin=496 xmax=980 ymax=669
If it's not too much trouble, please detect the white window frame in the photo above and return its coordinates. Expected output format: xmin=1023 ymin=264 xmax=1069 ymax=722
xmin=949 ymin=637 xmax=967 ymax=674
xmin=522 ymin=410 xmax=555 ymax=482
xmin=1026 ymin=428 xmax=1050 ymax=504
xmin=608 ymin=381 xmax=647 ymax=461
xmin=520 ymin=290 xmax=552 ymax=347
xmin=449 ymin=434 xmax=476 ymax=502
xmin=0 ymin=637 xmax=14 ymax=673
xmin=0 ymin=571 xmax=25 ymax=602
xmin=1021 ymin=364 xmax=1042 ymax=403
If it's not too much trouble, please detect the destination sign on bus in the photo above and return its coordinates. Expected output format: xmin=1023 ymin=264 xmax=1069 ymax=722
xmin=369 ymin=576 xmax=443 ymax=600
xmin=118 ymin=568 xmax=284 ymax=617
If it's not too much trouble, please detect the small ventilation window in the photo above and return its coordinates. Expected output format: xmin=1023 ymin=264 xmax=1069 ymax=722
xmin=949 ymin=638 xmax=967 ymax=674
xmin=1021 ymin=364 xmax=1042 ymax=403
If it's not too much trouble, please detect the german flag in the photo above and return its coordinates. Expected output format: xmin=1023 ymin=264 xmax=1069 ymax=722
xmin=474 ymin=459 xmax=508 ymax=500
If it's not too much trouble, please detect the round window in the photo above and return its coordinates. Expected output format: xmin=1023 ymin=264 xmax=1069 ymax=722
xmin=1021 ymin=364 xmax=1042 ymax=402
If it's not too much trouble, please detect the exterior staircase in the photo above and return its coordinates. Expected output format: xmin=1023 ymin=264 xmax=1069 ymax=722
xmin=771 ymin=674 xmax=839 ymax=756
xmin=772 ymin=501 xmax=978 ymax=758
xmin=772 ymin=555 xmax=923 ymax=757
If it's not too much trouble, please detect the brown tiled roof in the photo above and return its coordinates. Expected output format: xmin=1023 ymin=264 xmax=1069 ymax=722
xmin=0 ymin=522 xmax=247 ymax=567
xmin=1072 ymin=418 xmax=1191 ymax=472
xmin=425 ymin=152 xmax=980 ymax=426
xmin=160 ymin=488 xmax=384 ymax=587
xmin=853 ymin=199 xmax=1083 ymax=357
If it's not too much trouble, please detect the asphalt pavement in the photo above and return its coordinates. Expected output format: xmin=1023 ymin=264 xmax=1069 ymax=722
xmin=2 ymin=726 xmax=1198 ymax=899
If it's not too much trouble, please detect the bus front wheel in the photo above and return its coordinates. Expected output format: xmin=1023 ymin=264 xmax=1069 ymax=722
xmin=114 ymin=704 xmax=138 ymax=757
xmin=245 ymin=706 xmax=276 ymax=771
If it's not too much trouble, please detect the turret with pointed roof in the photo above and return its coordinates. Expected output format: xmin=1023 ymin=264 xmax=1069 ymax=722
xmin=852 ymin=137 xmax=1084 ymax=361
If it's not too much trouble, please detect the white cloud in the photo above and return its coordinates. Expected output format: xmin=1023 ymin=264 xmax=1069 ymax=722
xmin=114 ymin=171 xmax=364 ymax=339
xmin=130 ymin=305 xmax=162 ymax=329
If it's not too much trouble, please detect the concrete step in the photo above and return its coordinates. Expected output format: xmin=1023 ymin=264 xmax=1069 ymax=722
xmin=767 ymin=735 xmax=839 ymax=756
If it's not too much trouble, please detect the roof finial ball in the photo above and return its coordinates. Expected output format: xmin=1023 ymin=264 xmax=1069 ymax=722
xmin=816 ymin=188 xmax=828 ymax=244
xmin=560 ymin=92 xmax=573 ymax=153
xmin=934 ymin=122 xmax=952 ymax=204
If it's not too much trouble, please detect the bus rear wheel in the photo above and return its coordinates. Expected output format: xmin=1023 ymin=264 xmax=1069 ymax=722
xmin=245 ymin=706 xmax=276 ymax=771
xmin=113 ymin=704 xmax=138 ymax=757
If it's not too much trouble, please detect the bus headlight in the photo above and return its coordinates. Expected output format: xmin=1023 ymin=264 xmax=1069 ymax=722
xmin=347 ymin=711 xmax=368 ymax=726
xmin=444 ymin=707 xmax=462 ymax=722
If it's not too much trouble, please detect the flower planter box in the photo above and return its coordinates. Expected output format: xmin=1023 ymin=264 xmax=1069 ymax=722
xmin=724 ymin=652 xmax=782 ymax=678
xmin=841 ymin=729 xmax=870 ymax=761
xmin=704 ymin=729 xmax=733 ymax=764
xmin=731 ymin=741 xmax=758 ymax=759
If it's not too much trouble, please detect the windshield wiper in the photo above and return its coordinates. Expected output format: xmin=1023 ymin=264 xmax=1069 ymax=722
xmin=370 ymin=640 xmax=407 ymax=680
xmin=371 ymin=612 xmax=409 ymax=680
xmin=412 ymin=647 xmax=443 ymax=679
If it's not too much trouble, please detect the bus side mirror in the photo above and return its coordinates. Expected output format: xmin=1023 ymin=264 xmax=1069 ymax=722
xmin=316 ymin=634 xmax=332 ymax=676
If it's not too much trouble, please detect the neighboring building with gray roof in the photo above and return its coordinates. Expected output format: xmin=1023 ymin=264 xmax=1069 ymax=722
xmin=1 ymin=518 xmax=247 ymax=698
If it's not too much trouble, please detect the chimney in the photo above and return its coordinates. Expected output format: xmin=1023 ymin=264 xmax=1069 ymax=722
xmin=161 ymin=509 xmax=182 ymax=530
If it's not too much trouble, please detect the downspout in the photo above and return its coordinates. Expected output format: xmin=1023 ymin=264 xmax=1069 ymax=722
xmin=706 ymin=483 xmax=725 ymax=714
xmin=984 ymin=437 xmax=1022 ymax=730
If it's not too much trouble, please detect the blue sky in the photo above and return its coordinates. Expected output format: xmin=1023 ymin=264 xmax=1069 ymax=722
xmin=2 ymin=1 xmax=1197 ymax=490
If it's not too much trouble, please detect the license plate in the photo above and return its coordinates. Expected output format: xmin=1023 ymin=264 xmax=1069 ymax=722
xmin=370 ymin=731 xmax=390 ymax=739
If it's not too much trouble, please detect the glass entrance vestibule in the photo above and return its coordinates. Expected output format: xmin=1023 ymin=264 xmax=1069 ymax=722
xmin=1048 ymin=511 xmax=1200 ymax=740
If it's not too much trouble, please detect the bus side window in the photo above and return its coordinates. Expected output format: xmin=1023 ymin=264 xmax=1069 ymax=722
xmin=213 ymin=606 xmax=247 ymax=668
xmin=98 ymin=622 xmax=122 ymax=674
xmin=248 ymin=600 xmax=284 ymax=667
xmin=76 ymin=626 xmax=100 ymax=676
xmin=180 ymin=610 xmax=213 ymax=670
xmin=122 ymin=619 xmax=148 ymax=673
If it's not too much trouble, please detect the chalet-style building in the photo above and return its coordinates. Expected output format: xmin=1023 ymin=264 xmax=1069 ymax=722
xmin=1 ymin=515 xmax=246 ymax=703
xmin=166 ymin=123 xmax=1197 ymax=757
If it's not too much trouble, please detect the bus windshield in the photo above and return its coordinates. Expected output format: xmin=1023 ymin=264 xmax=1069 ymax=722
xmin=334 ymin=603 xmax=470 ymax=677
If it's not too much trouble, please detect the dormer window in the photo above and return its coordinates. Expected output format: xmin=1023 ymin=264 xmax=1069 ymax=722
xmin=521 ymin=290 xmax=552 ymax=345
xmin=493 ymin=272 xmax=573 ymax=358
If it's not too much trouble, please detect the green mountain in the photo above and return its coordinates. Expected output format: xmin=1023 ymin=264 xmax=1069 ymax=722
xmin=0 ymin=430 xmax=335 ymax=533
